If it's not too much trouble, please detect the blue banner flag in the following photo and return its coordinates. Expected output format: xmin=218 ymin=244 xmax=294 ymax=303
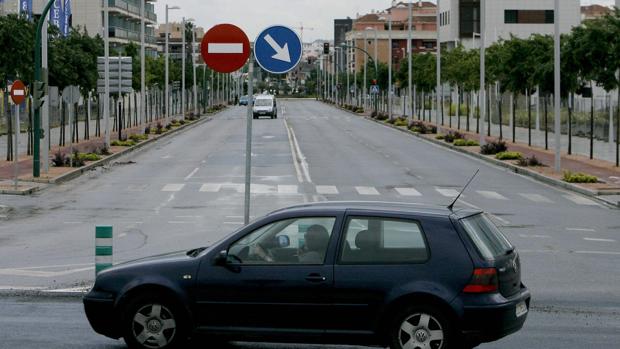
xmin=19 ymin=0 xmax=33 ymax=20
xmin=63 ymin=0 xmax=71 ymax=36
xmin=49 ymin=0 xmax=65 ymax=34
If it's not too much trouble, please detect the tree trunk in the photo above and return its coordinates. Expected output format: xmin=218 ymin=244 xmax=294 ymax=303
xmin=487 ymin=87 xmax=491 ymax=137
xmin=512 ymin=92 xmax=516 ymax=143
xmin=466 ymin=92 xmax=470 ymax=132
xmin=448 ymin=91 xmax=453 ymax=128
xmin=568 ymin=93 xmax=573 ymax=155
xmin=476 ymin=92 xmax=480 ymax=134
xmin=6 ymin=104 xmax=13 ymax=161
xmin=28 ymin=100 xmax=33 ymax=155
xmin=528 ymin=91 xmax=532 ymax=146
xmin=498 ymin=93 xmax=503 ymax=141
xmin=544 ymin=94 xmax=548 ymax=150
xmin=590 ymin=88 xmax=594 ymax=160
xmin=457 ymin=88 xmax=462 ymax=130
xmin=96 ymin=96 xmax=101 ymax=137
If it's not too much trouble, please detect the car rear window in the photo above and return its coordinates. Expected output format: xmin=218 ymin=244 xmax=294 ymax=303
xmin=255 ymin=99 xmax=272 ymax=107
xmin=460 ymin=214 xmax=513 ymax=260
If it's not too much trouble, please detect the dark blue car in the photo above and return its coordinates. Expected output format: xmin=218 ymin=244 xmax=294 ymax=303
xmin=84 ymin=202 xmax=530 ymax=349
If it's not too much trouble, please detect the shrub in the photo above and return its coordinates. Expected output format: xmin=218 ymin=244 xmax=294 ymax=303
xmin=355 ymin=107 xmax=364 ymax=113
xmin=563 ymin=171 xmax=598 ymax=184
xmin=376 ymin=113 xmax=389 ymax=121
xmin=435 ymin=134 xmax=445 ymax=140
xmin=144 ymin=126 xmax=151 ymax=135
xmin=52 ymin=152 xmax=67 ymax=167
xmin=165 ymin=123 xmax=173 ymax=130
xmin=394 ymin=118 xmax=408 ymax=127
xmin=480 ymin=140 xmax=508 ymax=155
xmin=78 ymin=153 xmax=101 ymax=162
xmin=179 ymin=119 xmax=186 ymax=125
xmin=70 ymin=151 xmax=86 ymax=168
xmin=517 ymin=155 xmax=543 ymax=167
xmin=444 ymin=132 xmax=464 ymax=143
xmin=156 ymin=122 xmax=164 ymax=135
xmin=129 ymin=134 xmax=148 ymax=143
xmin=111 ymin=140 xmax=137 ymax=147
xmin=454 ymin=139 xmax=479 ymax=147
xmin=370 ymin=111 xmax=378 ymax=118
xmin=496 ymin=151 xmax=523 ymax=160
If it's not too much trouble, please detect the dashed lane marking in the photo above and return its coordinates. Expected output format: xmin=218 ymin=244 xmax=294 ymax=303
xmin=564 ymin=195 xmax=600 ymax=206
xmin=519 ymin=193 xmax=554 ymax=203
xmin=394 ymin=187 xmax=422 ymax=197
xmin=162 ymin=184 xmax=185 ymax=192
xmin=316 ymin=186 xmax=339 ymax=195
xmin=584 ymin=238 xmax=616 ymax=243
xmin=184 ymin=168 xmax=200 ymax=181
xmin=436 ymin=188 xmax=459 ymax=198
xmin=355 ymin=186 xmax=380 ymax=196
xmin=477 ymin=191 xmax=508 ymax=200
xmin=278 ymin=185 xmax=299 ymax=194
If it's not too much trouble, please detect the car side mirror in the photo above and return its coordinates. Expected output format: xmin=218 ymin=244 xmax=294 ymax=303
xmin=214 ymin=250 xmax=228 ymax=266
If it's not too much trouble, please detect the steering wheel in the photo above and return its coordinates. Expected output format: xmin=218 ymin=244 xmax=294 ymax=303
xmin=255 ymin=243 xmax=275 ymax=263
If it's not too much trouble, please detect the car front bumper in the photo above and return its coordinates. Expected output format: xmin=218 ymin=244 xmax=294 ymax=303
xmin=459 ymin=286 xmax=531 ymax=343
xmin=83 ymin=291 xmax=121 ymax=339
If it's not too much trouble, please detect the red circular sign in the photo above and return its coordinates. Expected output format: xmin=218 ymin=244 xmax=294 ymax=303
xmin=10 ymin=80 xmax=26 ymax=105
xmin=201 ymin=24 xmax=250 ymax=73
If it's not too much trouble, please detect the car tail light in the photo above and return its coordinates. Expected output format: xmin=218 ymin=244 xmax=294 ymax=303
xmin=463 ymin=268 xmax=498 ymax=293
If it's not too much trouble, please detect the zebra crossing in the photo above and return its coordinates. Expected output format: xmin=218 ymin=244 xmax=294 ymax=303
xmin=154 ymin=182 xmax=601 ymax=207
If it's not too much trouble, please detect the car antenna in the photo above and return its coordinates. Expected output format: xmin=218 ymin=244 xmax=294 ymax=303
xmin=448 ymin=169 xmax=480 ymax=211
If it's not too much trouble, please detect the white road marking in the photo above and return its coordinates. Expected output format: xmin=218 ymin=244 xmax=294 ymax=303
xmin=356 ymin=186 xmax=380 ymax=195
xmin=564 ymin=195 xmax=599 ymax=206
xmin=63 ymin=222 xmax=82 ymax=225
xmin=162 ymin=184 xmax=185 ymax=192
xmin=184 ymin=168 xmax=200 ymax=181
xmin=490 ymin=215 xmax=511 ymax=225
xmin=119 ymin=233 xmax=128 ymax=238
xmin=0 ymin=286 xmax=45 ymax=291
xmin=168 ymin=221 xmax=194 ymax=224
xmin=316 ymin=185 xmax=339 ymax=195
xmin=278 ymin=185 xmax=299 ymax=194
xmin=0 ymin=266 xmax=94 ymax=278
xmin=436 ymin=188 xmax=459 ymax=197
xmin=477 ymin=191 xmax=508 ymax=200
xmin=223 ymin=222 xmax=244 ymax=225
xmin=284 ymin=119 xmax=304 ymax=183
xmin=584 ymin=238 xmax=616 ymax=242
xmin=284 ymin=117 xmax=312 ymax=183
xmin=519 ymin=193 xmax=553 ymax=203
xmin=567 ymin=228 xmax=596 ymax=232
xmin=200 ymin=183 xmax=222 ymax=192
xmin=574 ymin=251 xmax=620 ymax=256
xmin=519 ymin=234 xmax=551 ymax=239
xmin=395 ymin=187 xmax=422 ymax=197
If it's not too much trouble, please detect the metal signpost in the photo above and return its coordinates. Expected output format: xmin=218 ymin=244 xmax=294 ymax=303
xmin=62 ymin=85 xmax=80 ymax=168
xmin=10 ymin=80 xmax=27 ymax=189
xmin=201 ymin=24 xmax=252 ymax=224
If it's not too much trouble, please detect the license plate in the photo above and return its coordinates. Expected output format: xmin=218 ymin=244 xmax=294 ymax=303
xmin=515 ymin=301 xmax=528 ymax=318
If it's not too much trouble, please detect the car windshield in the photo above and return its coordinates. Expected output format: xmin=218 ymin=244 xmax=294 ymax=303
xmin=255 ymin=99 xmax=272 ymax=107
xmin=460 ymin=214 xmax=514 ymax=260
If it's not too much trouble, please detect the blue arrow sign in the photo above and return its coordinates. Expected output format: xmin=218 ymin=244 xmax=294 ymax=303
xmin=254 ymin=26 xmax=303 ymax=75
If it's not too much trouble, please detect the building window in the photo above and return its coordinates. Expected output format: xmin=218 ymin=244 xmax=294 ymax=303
xmin=460 ymin=0 xmax=480 ymax=37
xmin=505 ymin=10 xmax=554 ymax=24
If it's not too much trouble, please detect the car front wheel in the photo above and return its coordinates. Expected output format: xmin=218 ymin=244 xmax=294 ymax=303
xmin=123 ymin=295 xmax=187 ymax=349
xmin=390 ymin=306 xmax=452 ymax=349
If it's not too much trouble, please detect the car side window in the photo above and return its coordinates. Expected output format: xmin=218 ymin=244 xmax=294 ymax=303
xmin=340 ymin=217 xmax=429 ymax=264
xmin=229 ymin=217 xmax=336 ymax=265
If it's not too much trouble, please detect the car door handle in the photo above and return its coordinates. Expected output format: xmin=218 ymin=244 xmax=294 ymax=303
xmin=305 ymin=274 xmax=327 ymax=283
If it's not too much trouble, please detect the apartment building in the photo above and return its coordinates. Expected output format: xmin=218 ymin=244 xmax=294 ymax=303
xmin=438 ymin=0 xmax=581 ymax=49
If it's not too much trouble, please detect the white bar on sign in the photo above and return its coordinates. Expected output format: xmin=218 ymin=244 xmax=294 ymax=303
xmin=14 ymin=90 xmax=25 ymax=96
xmin=208 ymin=43 xmax=243 ymax=54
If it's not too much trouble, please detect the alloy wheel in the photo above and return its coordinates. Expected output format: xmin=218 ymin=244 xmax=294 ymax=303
xmin=131 ymin=304 xmax=177 ymax=349
xmin=398 ymin=312 xmax=445 ymax=349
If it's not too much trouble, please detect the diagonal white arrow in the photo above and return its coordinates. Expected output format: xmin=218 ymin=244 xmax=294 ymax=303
xmin=264 ymin=34 xmax=291 ymax=63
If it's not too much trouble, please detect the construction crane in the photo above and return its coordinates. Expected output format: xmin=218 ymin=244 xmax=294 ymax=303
xmin=294 ymin=23 xmax=315 ymax=43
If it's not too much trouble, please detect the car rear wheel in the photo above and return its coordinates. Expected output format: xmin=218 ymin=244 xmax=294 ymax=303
xmin=123 ymin=294 xmax=188 ymax=349
xmin=390 ymin=306 xmax=452 ymax=349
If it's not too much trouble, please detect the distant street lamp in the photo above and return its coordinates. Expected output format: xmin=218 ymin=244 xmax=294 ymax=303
xmin=181 ymin=17 xmax=195 ymax=119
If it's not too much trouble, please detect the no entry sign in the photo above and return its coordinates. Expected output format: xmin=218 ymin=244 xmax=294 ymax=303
xmin=201 ymin=24 xmax=250 ymax=73
xmin=10 ymin=80 xmax=26 ymax=105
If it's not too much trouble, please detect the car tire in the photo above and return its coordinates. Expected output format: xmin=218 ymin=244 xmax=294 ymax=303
xmin=389 ymin=305 xmax=453 ymax=349
xmin=123 ymin=293 xmax=188 ymax=349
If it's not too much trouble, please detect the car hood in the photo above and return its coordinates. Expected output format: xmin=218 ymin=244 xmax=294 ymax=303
xmin=111 ymin=247 xmax=207 ymax=269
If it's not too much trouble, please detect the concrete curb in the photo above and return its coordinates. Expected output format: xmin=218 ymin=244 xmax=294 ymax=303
xmin=0 ymin=184 xmax=40 ymax=195
xmin=0 ymin=289 xmax=87 ymax=300
xmin=2 ymin=110 xmax=225 ymax=194
xmin=331 ymin=103 xmax=620 ymax=208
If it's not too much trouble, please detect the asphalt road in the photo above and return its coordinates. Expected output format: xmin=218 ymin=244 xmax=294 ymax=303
xmin=1 ymin=100 xmax=619 ymax=348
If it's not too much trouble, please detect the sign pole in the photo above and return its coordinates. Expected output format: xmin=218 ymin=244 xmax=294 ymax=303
xmin=244 ymin=51 xmax=254 ymax=225
xmin=42 ymin=17 xmax=49 ymax=174
xmin=14 ymin=104 xmax=19 ymax=190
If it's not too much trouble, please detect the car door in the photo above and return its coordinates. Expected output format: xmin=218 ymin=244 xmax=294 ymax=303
xmin=194 ymin=214 xmax=342 ymax=336
xmin=329 ymin=211 xmax=435 ymax=336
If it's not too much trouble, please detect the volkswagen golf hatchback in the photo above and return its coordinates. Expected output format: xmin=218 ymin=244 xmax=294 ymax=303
xmin=84 ymin=202 xmax=530 ymax=349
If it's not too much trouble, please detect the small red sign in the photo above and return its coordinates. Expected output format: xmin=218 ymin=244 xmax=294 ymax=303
xmin=10 ymin=80 xmax=26 ymax=105
xmin=201 ymin=24 xmax=250 ymax=73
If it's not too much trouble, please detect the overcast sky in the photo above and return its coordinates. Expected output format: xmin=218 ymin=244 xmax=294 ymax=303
xmin=155 ymin=0 xmax=617 ymax=42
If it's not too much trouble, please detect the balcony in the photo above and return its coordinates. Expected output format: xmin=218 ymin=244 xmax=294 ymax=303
xmin=108 ymin=0 xmax=157 ymax=23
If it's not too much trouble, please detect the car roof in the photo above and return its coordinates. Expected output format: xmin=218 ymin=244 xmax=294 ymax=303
xmin=268 ymin=201 xmax=482 ymax=219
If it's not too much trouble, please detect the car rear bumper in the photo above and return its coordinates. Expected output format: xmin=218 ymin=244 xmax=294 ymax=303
xmin=460 ymin=286 xmax=531 ymax=343
xmin=83 ymin=291 xmax=121 ymax=339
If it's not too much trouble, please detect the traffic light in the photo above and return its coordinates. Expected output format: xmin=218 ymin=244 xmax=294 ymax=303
xmin=33 ymin=70 xmax=48 ymax=110
xmin=323 ymin=42 xmax=330 ymax=55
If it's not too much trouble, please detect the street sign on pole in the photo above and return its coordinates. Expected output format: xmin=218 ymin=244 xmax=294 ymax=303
xmin=10 ymin=80 xmax=27 ymax=105
xmin=370 ymin=85 xmax=380 ymax=95
xmin=201 ymin=24 xmax=250 ymax=73
xmin=254 ymin=25 xmax=303 ymax=74
xmin=97 ymin=57 xmax=133 ymax=94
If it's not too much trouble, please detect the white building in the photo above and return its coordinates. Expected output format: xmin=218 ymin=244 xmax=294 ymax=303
xmin=438 ymin=0 xmax=581 ymax=49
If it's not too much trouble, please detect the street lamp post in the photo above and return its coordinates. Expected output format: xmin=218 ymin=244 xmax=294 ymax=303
xmin=140 ymin=0 xmax=145 ymax=127
xmin=165 ymin=5 xmax=180 ymax=123
xmin=479 ymin=0 xmax=486 ymax=146
xmin=388 ymin=12 xmax=393 ymax=120
xmin=408 ymin=0 xmax=413 ymax=121
xmin=554 ymin=0 xmax=561 ymax=172
xmin=436 ymin=0 xmax=442 ymax=127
